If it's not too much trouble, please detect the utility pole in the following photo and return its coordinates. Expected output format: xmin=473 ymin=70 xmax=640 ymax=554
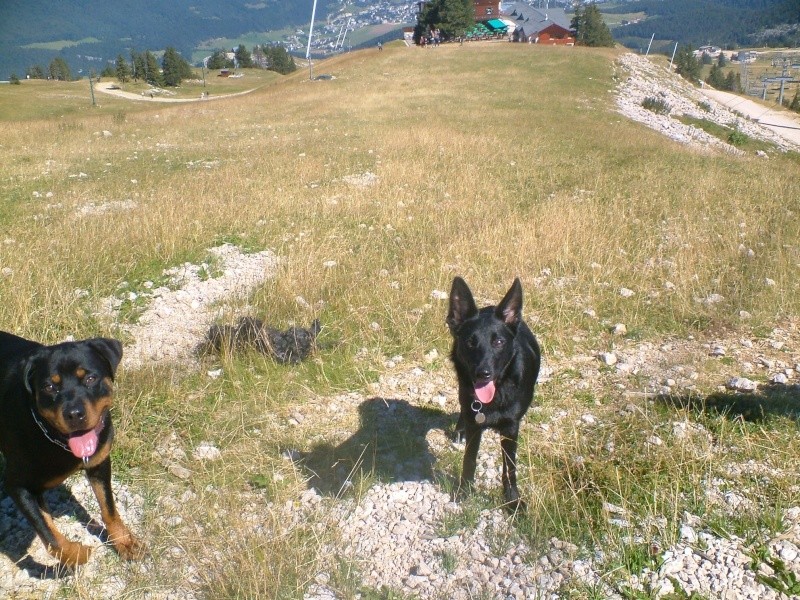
xmin=89 ymin=73 xmax=96 ymax=106
xmin=306 ymin=0 xmax=318 ymax=81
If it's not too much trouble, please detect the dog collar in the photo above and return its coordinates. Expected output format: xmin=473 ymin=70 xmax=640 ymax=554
xmin=29 ymin=408 xmax=106 ymax=464
xmin=471 ymin=400 xmax=486 ymax=424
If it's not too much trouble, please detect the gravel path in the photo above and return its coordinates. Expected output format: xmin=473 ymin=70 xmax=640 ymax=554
xmin=94 ymin=80 xmax=260 ymax=103
xmin=100 ymin=242 xmax=279 ymax=369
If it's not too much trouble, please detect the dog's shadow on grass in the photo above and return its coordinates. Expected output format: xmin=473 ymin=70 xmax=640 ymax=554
xmin=294 ymin=397 xmax=459 ymax=496
xmin=658 ymin=382 xmax=800 ymax=422
xmin=0 ymin=482 xmax=107 ymax=578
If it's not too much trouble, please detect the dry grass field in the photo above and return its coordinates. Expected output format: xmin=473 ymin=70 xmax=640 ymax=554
xmin=0 ymin=41 xmax=799 ymax=598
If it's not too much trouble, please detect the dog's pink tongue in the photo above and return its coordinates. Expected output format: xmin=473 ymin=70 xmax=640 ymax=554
xmin=67 ymin=430 xmax=98 ymax=459
xmin=474 ymin=381 xmax=496 ymax=404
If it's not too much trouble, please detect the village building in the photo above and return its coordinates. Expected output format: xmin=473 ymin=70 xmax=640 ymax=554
xmin=502 ymin=2 xmax=575 ymax=45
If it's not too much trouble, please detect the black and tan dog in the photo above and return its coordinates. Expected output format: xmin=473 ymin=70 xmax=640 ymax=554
xmin=447 ymin=277 xmax=541 ymax=510
xmin=0 ymin=331 xmax=143 ymax=567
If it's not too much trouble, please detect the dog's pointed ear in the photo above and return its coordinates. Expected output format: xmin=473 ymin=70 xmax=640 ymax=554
xmin=496 ymin=278 xmax=523 ymax=327
xmin=447 ymin=277 xmax=478 ymax=333
xmin=87 ymin=338 xmax=123 ymax=378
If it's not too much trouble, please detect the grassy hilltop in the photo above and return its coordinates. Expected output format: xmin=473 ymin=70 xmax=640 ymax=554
xmin=0 ymin=42 xmax=799 ymax=598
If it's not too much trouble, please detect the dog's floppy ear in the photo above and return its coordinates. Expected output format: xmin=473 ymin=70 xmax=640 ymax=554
xmin=495 ymin=278 xmax=523 ymax=327
xmin=87 ymin=338 xmax=123 ymax=378
xmin=23 ymin=354 xmax=39 ymax=394
xmin=447 ymin=277 xmax=478 ymax=332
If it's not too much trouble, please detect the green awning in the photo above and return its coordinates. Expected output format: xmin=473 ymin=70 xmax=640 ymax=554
xmin=485 ymin=19 xmax=508 ymax=31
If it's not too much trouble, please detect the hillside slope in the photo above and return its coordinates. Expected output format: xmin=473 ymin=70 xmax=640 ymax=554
xmin=0 ymin=43 xmax=798 ymax=599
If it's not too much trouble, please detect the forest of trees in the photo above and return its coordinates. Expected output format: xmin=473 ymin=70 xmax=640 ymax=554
xmin=609 ymin=0 xmax=800 ymax=50
xmin=0 ymin=0 xmax=335 ymax=81
xmin=26 ymin=42 xmax=296 ymax=86
xmin=209 ymin=44 xmax=297 ymax=75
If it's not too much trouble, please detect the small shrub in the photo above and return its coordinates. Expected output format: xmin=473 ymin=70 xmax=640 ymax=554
xmin=728 ymin=127 xmax=749 ymax=146
xmin=698 ymin=100 xmax=712 ymax=112
xmin=642 ymin=96 xmax=671 ymax=115
xmin=9 ymin=73 xmax=21 ymax=85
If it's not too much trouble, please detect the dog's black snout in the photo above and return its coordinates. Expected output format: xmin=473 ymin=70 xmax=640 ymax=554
xmin=476 ymin=367 xmax=493 ymax=382
xmin=64 ymin=405 xmax=87 ymax=426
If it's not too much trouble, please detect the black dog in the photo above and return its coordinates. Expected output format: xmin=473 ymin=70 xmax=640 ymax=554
xmin=202 ymin=316 xmax=321 ymax=364
xmin=447 ymin=277 xmax=541 ymax=510
xmin=0 ymin=331 xmax=143 ymax=567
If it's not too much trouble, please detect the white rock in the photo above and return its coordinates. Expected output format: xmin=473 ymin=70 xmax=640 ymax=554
xmin=193 ymin=443 xmax=222 ymax=461
xmin=680 ymin=525 xmax=698 ymax=542
xmin=727 ymin=377 xmax=757 ymax=392
xmin=598 ymin=352 xmax=618 ymax=366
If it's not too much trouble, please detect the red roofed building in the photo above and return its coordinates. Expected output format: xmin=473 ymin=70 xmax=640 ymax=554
xmin=474 ymin=1 xmax=502 ymax=20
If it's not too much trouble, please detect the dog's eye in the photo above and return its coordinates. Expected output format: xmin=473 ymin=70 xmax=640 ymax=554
xmin=492 ymin=338 xmax=505 ymax=349
xmin=43 ymin=382 xmax=58 ymax=394
xmin=84 ymin=374 xmax=98 ymax=385
xmin=466 ymin=337 xmax=478 ymax=349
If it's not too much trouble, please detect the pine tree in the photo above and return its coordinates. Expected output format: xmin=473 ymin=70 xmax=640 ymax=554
xmin=162 ymin=47 xmax=191 ymax=86
xmin=706 ymin=64 xmax=726 ymax=89
xmin=573 ymin=3 xmax=614 ymax=47
xmin=115 ymin=54 xmax=132 ymax=83
xmin=234 ymin=45 xmax=253 ymax=69
xmin=131 ymin=50 xmax=146 ymax=81
xmin=26 ymin=64 xmax=45 ymax=79
xmin=207 ymin=50 xmax=232 ymax=70
xmin=790 ymin=89 xmax=800 ymax=112
xmin=48 ymin=57 xmax=71 ymax=81
xmin=724 ymin=71 xmax=740 ymax=92
xmin=674 ymin=45 xmax=701 ymax=83
xmin=265 ymin=46 xmax=296 ymax=75
xmin=143 ymin=51 xmax=162 ymax=86
xmin=415 ymin=0 xmax=474 ymax=42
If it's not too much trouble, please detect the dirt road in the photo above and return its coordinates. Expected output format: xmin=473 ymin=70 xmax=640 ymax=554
xmin=94 ymin=81 xmax=257 ymax=103
xmin=700 ymin=87 xmax=800 ymax=147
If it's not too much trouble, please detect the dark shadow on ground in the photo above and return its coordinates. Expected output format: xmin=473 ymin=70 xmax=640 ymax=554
xmin=0 ymin=482 xmax=108 ymax=578
xmin=294 ymin=397 xmax=459 ymax=496
xmin=657 ymin=382 xmax=800 ymax=422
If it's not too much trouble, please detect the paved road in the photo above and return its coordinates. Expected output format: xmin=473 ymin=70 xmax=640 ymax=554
xmin=94 ymin=81 xmax=257 ymax=103
xmin=700 ymin=88 xmax=800 ymax=148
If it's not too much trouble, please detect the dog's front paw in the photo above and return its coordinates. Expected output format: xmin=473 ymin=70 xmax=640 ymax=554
xmin=502 ymin=488 xmax=527 ymax=515
xmin=114 ymin=534 xmax=146 ymax=561
xmin=50 ymin=540 xmax=92 ymax=567
xmin=107 ymin=524 xmax=146 ymax=560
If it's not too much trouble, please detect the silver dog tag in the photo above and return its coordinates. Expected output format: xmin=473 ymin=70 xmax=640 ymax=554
xmin=475 ymin=412 xmax=486 ymax=424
